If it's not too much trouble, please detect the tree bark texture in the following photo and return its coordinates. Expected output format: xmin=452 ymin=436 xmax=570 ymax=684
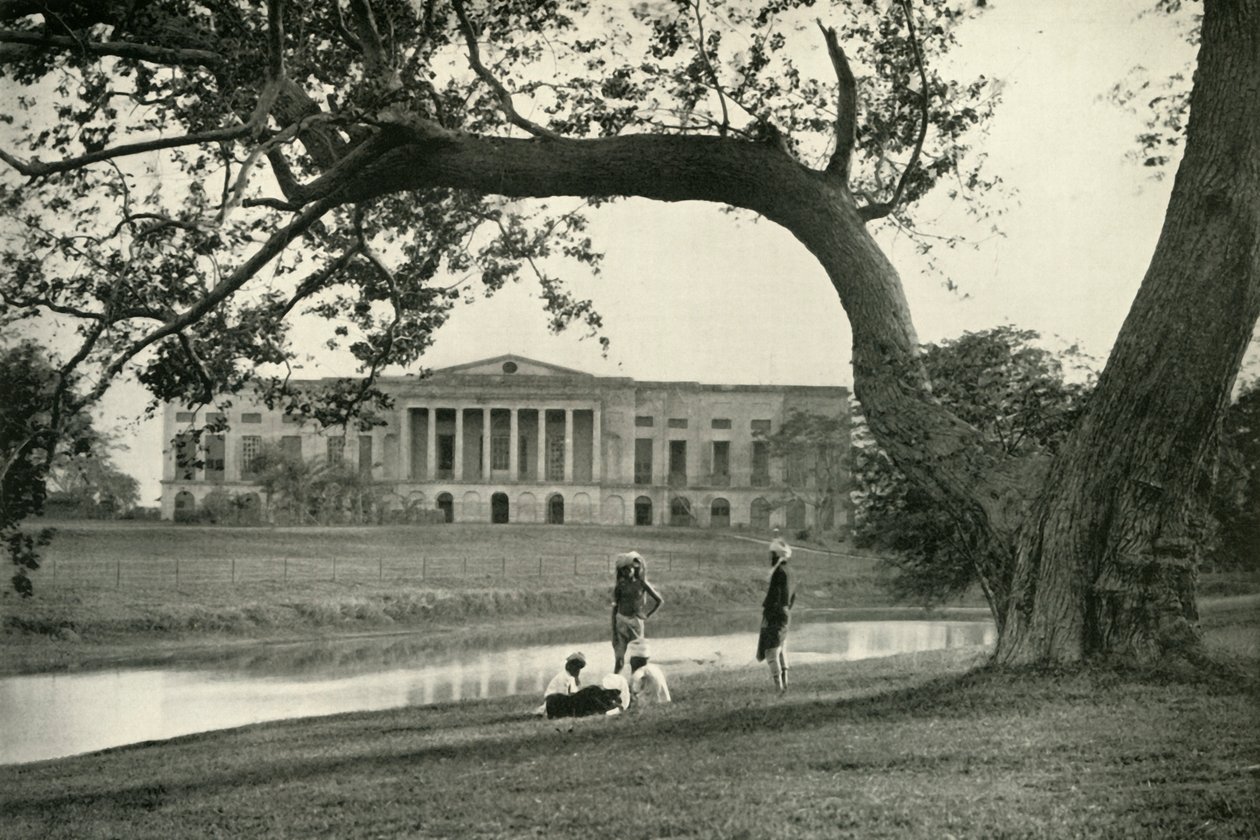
xmin=997 ymin=0 xmax=1260 ymax=665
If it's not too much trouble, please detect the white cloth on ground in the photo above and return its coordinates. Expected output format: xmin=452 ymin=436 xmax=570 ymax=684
xmin=630 ymin=663 xmax=672 ymax=704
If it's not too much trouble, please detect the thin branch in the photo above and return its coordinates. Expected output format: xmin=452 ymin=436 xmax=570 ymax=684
xmin=0 ymin=120 xmax=257 ymax=179
xmin=857 ymin=0 xmax=930 ymax=222
xmin=84 ymin=194 xmax=340 ymax=407
xmin=272 ymin=246 xmax=362 ymax=322
xmin=175 ymin=331 xmax=217 ymax=405
xmin=817 ymin=19 xmax=856 ymax=183
xmin=451 ymin=0 xmax=561 ymax=140
xmin=0 ymin=29 xmax=225 ymax=68
xmin=333 ymin=1 xmax=364 ymax=52
xmin=347 ymin=0 xmax=392 ymax=81
xmin=691 ymin=0 xmax=730 ymax=137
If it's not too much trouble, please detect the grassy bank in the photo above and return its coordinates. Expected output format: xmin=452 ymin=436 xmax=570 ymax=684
xmin=1 ymin=522 xmax=900 ymax=674
xmin=1 ymin=631 xmax=1256 ymax=839
xmin=5 ymin=522 xmax=1257 ymax=676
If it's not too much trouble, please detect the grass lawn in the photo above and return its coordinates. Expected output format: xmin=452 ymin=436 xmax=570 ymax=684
xmin=0 ymin=637 xmax=1255 ymax=839
xmin=2 ymin=524 xmax=1256 ymax=837
xmin=1 ymin=521 xmax=901 ymax=674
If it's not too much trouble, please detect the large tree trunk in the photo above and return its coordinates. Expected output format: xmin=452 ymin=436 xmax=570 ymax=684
xmin=996 ymin=0 xmax=1260 ymax=665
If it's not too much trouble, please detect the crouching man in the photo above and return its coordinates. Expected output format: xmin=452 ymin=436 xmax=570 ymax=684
xmin=543 ymin=651 xmax=623 ymax=718
xmin=626 ymin=638 xmax=671 ymax=706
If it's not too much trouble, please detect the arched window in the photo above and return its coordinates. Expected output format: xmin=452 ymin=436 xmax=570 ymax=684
xmin=547 ymin=494 xmax=565 ymax=525
xmin=491 ymin=492 xmax=510 ymax=524
xmin=436 ymin=492 xmax=454 ymax=523
xmin=710 ymin=498 xmax=730 ymax=528
xmin=669 ymin=496 xmax=693 ymax=527
xmin=174 ymin=490 xmax=196 ymax=523
xmin=750 ymin=497 xmax=771 ymax=530
xmin=786 ymin=499 xmax=806 ymax=531
xmin=634 ymin=496 xmax=653 ymax=526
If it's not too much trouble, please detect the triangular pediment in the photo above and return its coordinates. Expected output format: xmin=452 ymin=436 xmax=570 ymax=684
xmin=431 ymin=354 xmax=594 ymax=378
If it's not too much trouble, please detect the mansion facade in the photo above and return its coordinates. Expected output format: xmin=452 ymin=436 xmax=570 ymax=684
xmin=160 ymin=355 xmax=851 ymax=530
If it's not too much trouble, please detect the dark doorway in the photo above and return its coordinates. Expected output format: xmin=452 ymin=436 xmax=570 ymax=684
xmin=491 ymin=492 xmax=509 ymax=524
xmin=710 ymin=498 xmax=730 ymax=528
xmin=547 ymin=494 xmax=565 ymax=525
xmin=436 ymin=492 xmax=454 ymax=523
xmin=634 ymin=496 xmax=653 ymax=526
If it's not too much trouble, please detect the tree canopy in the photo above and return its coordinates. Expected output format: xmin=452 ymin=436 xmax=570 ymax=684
xmin=0 ymin=0 xmax=997 ymax=423
xmin=2 ymin=0 xmax=1257 ymax=666
xmin=853 ymin=326 xmax=1093 ymax=620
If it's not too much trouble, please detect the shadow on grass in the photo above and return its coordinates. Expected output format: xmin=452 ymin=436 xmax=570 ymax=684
xmin=4 ymin=658 xmax=1255 ymax=821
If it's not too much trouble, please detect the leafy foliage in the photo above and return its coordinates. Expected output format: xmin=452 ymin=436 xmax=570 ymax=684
xmin=854 ymin=326 xmax=1093 ymax=612
xmin=0 ymin=341 xmax=96 ymax=595
xmin=757 ymin=408 xmax=850 ymax=532
xmin=0 ymin=0 xmax=1000 ymax=428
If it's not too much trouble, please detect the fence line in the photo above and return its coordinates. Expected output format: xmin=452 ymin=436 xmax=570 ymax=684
xmin=25 ymin=551 xmax=730 ymax=591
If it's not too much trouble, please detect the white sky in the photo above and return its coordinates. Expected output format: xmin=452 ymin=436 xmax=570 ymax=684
xmin=86 ymin=0 xmax=1214 ymax=502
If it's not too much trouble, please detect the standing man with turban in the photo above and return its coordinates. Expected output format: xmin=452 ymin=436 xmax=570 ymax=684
xmin=611 ymin=551 xmax=663 ymax=675
xmin=757 ymin=529 xmax=795 ymax=692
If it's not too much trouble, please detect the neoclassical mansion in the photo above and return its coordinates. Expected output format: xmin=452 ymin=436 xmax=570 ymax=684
xmin=160 ymin=355 xmax=851 ymax=530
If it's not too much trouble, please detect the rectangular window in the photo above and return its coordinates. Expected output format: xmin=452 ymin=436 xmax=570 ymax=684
xmin=634 ymin=415 xmax=655 ymax=427
xmin=547 ymin=436 xmax=566 ymax=481
xmin=786 ymin=451 xmax=810 ymax=486
xmin=176 ymin=411 xmax=195 ymax=423
xmin=710 ymin=418 xmax=732 ymax=429
xmin=634 ymin=438 xmax=653 ymax=485
xmin=492 ymin=435 xmax=510 ymax=470
xmin=668 ymin=440 xmax=687 ymax=486
xmin=712 ymin=441 xmax=730 ymax=476
xmin=751 ymin=419 xmax=772 ymax=434
xmin=241 ymin=435 xmax=263 ymax=478
xmin=206 ymin=412 xmax=226 ymax=425
xmin=241 ymin=412 xmax=262 ymax=424
xmin=204 ymin=434 xmax=226 ymax=481
xmin=282 ymin=413 xmax=302 ymax=424
xmin=327 ymin=436 xmax=345 ymax=466
xmin=359 ymin=435 xmax=373 ymax=477
xmin=751 ymin=440 xmax=770 ymax=486
xmin=668 ymin=418 xmax=688 ymax=429
xmin=438 ymin=434 xmax=455 ymax=472
xmin=174 ymin=433 xmax=197 ymax=480
xmin=281 ymin=435 xmax=302 ymax=459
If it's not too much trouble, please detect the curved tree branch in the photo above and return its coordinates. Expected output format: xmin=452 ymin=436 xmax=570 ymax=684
xmin=0 ymin=29 xmax=224 ymax=68
xmin=0 ymin=121 xmax=257 ymax=178
xmin=84 ymin=194 xmax=342 ymax=407
xmin=451 ymin=0 xmax=561 ymax=140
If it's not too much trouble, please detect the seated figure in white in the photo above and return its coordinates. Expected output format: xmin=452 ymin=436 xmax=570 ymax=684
xmin=625 ymin=638 xmax=671 ymax=705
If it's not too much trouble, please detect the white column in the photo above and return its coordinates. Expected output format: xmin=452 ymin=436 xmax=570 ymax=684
xmin=400 ymin=406 xmax=412 ymax=480
xmin=454 ymin=407 xmax=465 ymax=481
xmin=509 ymin=408 xmax=519 ymax=482
xmin=591 ymin=405 xmax=602 ymax=483
xmin=481 ymin=407 xmax=492 ymax=480
xmin=537 ymin=409 xmax=547 ymax=482
xmin=563 ymin=408 xmax=574 ymax=483
xmin=426 ymin=407 xmax=437 ymax=480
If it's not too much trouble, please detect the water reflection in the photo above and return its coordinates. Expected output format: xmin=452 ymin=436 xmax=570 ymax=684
xmin=0 ymin=619 xmax=993 ymax=765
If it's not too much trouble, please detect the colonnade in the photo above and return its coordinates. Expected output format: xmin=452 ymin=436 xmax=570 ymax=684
xmin=398 ymin=404 xmax=602 ymax=483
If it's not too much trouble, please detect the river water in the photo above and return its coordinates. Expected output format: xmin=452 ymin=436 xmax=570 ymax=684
xmin=0 ymin=618 xmax=994 ymax=765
